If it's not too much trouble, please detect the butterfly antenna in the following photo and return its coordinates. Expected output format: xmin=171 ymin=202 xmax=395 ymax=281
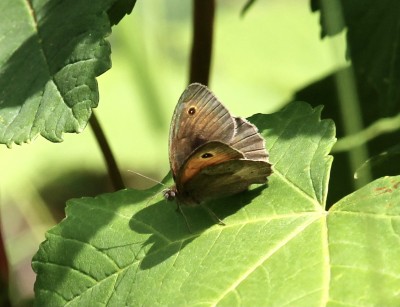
xmin=127 ymin=170 xmax=167 ymax=187
xmin=127 ymin=170 xmax=168 ymax=207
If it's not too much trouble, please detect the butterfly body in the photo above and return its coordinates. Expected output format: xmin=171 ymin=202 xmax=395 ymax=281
xmin=165 ymin=83 xmax=272 ymax=208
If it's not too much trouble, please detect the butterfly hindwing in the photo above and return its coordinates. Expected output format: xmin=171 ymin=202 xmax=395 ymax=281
xmin=176 ymin=141 xmax=244 ymax=187
xmin=230 ymin=117 xmax=269 ymax=162
xmin=183 ymin=159 xmax=272 ymax=204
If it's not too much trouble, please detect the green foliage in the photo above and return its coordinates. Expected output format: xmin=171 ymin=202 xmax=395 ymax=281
xmin=107 ymin=0 xmax=137 ymax=25
xmin=0 ymin=0 xmax=399 ymax=305
xmin=312 ymin=0 xmax=400 ymax=115
xmin=0 ymin=0 xmax=116 ymax=146
xmin=32 ymin=103 xmax=400 ymax=306
xmin=294 ymin=1 xmax=400 ymax=203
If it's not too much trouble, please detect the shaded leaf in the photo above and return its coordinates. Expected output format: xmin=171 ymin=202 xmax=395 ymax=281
xmin=311 ymin=0 xmax=400 ymax=115
xmin=107 ymin=0 xmax=137 ymax=26
xmin=0 ymin=0 xmax=115 ymax=146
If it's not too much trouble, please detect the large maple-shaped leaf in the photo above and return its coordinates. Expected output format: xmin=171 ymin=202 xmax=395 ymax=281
xmin=0 ymin=0 xmax=134 ymax=146
xmin=32 ymin=102 xmax=400 ymax=306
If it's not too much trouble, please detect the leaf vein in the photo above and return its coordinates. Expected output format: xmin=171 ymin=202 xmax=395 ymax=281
xmin=31 ymin=261 xmax=98 ymax=283
xmin=273 ymin=169 xmax=321 ymax=208
xmin=46 ymin=233 xmax=121 ymax=269
xmin=210 ymin=215 xmax=319 ymax=306
xmin=320 ymin=213 xmax=331 ymax=306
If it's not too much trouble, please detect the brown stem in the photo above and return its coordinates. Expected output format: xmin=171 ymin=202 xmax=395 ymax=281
xmin=189 ymin=0 xmax=215 ymax=85
xmin=89 ymin=112 xmax=125 ymax=190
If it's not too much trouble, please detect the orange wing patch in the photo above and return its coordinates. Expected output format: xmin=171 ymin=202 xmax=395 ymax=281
xmin=178 ymin=141 xmax=244 ymax=185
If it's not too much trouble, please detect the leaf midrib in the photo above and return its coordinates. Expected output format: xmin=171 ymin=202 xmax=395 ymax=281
xmin=210 ymin=213 xmax=322 ymax=306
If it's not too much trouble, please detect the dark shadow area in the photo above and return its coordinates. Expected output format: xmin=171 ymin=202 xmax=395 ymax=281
xmin=38 ymin=170 xmax=113 ymax=221
xmin=356 ymin=145 xmax=400 ymax=180
xmin=129 ymin=184 xmax=267 ymax=269
xmin=311 ymin=0 xmax=400 ymax=117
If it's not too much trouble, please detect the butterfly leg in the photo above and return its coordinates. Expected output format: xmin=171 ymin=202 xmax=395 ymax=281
xmin=200 ymin=204 xmax=226 ymax=226
xmin=176 ymin=204 xmax=193 ymax=233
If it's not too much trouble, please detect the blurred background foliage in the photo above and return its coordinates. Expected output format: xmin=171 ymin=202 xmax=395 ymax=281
xmin=0 ymin=0 xmax=358 ymax=305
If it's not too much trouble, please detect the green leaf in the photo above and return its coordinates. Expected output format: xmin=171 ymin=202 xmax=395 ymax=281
xmin=32 ymin=102 xmax=400 ymax=306
xmin=311 ymin=0 xmax=400 ymax=115
xmin=0 ymin=0 xmax=117 ymax=146
xmin=328 ymin=177 xmax=400 ymax=305
xmin=107 ymin=0 xmax=137 ymax=26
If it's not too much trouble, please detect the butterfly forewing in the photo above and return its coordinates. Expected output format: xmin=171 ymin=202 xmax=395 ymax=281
xmin=169 ymin=83 xmax=236 ymax=177
xmin=167 ymin=83 xmax=272 ymax=209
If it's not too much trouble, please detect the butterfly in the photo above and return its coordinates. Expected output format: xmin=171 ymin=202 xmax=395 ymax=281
xmin=163 ymin=83 xmax=272 ymax=226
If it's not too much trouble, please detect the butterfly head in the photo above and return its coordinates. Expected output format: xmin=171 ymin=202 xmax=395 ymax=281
xmin=163 ymin=186 xmax=177 ymax=202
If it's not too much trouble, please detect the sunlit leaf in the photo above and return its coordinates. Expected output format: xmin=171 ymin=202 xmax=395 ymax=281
xmin=32 ymin=102 xmax=400 ymax=305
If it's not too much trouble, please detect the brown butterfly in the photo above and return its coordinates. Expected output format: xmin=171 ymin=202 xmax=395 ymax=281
xmin=163 ymin=83 xmax=272 ymax=227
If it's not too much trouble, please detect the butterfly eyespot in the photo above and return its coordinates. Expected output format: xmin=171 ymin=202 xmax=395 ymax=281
xmin=188 ymin=107 xmax=196 ymax=115
xmin=201 ymin=153 xmax=213 ymax=159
